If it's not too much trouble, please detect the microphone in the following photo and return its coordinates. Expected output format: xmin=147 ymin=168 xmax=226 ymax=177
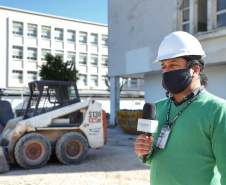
xmin=137 ymin=103 xmax=158 ymax=163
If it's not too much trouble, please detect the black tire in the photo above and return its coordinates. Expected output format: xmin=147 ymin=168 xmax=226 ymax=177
xmin=55 ymin=132 xmax=88 ymax=165
xmin=14 ymin=133 xmax=51 ymax=169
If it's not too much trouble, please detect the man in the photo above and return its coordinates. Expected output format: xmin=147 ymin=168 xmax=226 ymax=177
xmin=134 ymin=31 xmax=226 ymax=185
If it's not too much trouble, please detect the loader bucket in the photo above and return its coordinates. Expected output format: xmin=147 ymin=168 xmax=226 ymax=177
xmin=0 ymin=146 xmax=9 ymax=173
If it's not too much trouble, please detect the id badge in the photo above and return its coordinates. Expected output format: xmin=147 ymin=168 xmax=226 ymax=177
xmin=155 ymin=124 xmax=171 ymax=149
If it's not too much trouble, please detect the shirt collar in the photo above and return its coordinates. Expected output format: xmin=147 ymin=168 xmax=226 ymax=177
xmin=168 ymin=85 xmax=204 ymax=106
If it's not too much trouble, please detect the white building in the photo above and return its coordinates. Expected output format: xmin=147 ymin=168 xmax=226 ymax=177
xmin=0 ymin=6 xmax=144 ymax=114
xmin=108 ymin=0 xmax=226 ymax=124
xmin=0 ymin=6 xmax=109 ymax=90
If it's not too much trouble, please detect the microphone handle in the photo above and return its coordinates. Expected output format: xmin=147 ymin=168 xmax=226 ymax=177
xmin=142 ymin=132 xmax=152 ymax=163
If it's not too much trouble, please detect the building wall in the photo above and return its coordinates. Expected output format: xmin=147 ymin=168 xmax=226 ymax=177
xmin=145 ymin=64 xmax=226 ymax=103
xmin=109 ymin=0 xmax=226 ymax=107
xmin=0 ymin=6 xmax=145 ymax=120
xmin=0 ymin=6 xmax=108 ymax=90
xmin=0 ymin=6 xmax=143 ymax=94
xmin=108 ymin=0 xmax=176 ymax=78
xmin=205 ymin=64 xmax=226 ymax=99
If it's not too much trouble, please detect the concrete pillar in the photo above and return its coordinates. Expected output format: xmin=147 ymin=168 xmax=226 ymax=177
xmin=190 ymin=0 xmax=198 ymax=34
xmin=110 ymin=76 xmax=120 ymax=126
xmin=207 ymin=0 xmax=217 ymax=31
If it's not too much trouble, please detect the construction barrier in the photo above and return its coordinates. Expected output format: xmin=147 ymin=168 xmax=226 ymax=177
xmin=117 ymin=110 xmax=142 ymax=134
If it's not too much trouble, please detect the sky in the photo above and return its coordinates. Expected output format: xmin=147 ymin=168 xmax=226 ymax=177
xmin=0 ymin=0 xmax=108 ymax=24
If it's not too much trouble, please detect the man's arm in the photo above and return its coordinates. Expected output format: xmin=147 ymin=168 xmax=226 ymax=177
xmin=134 ymin=134 xmax=155 ymax=165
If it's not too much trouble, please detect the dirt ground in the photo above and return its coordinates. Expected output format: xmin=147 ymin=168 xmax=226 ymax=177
xmin=0 ymin=126 xmax=150 ymax=185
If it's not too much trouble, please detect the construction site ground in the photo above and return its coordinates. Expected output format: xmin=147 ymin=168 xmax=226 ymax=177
xmin=0 ymin=126 xmax=150 ymax=185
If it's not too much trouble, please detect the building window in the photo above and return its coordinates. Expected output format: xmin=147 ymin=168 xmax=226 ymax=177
xmin=90 ymin=75 xmax=98 ymax=87
xmin=27 ymin=47 xmax=37 ymax=60
xmin=27 ymin=23 xmax=37 ymax=37
xmin=90 ymin=33 xmax=98 ymax=45
xmin=197 ymin=0 xmax=207 ymax=32
xmin=55 ymin=50 xmax=64 ymax=60
xmin=27 ymin=71 xmax=37 ymax=80
xmin=41 ymin=26 xmax=51 ymax=39
xmin=131 ymin=78 xmax=138 ymax=88
xmin=67 ymin=52 xmax=76 ymax=63
xmin=217 ymin=0 xmax=226 ymax=28
xmin=67 ymin=30 xmax=75 ymax=42
xmin=13 ymin=21 xmax=23 ymax=36
xmin=90 ymin=54 xmax=98 ymax=66
xmin=181 ymin=0 xmax=190 ymax=32
xmin=55 ymin=28 xmax=63 ymax=41
xmin=101 ymin=55 xmax=108 ymax=66
xmin=79 ymin=74 xmax=87 ymax=86
xmin=12 ymin=70 xmax=23 ymax=82
xmin=12 ymin=46 xmax=23 ymax=59
xmin=101 ymin=35 xmax=108 ymax=46
xmin=79 ymin=32 xmax=87 ymax=44
xmin=41 ymin=49 xmax=51 ymax=61
xmin=79 ymin=53 xmax=87 ymax=65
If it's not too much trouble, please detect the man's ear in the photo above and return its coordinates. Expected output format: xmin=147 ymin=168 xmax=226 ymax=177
xmin=191 ymin=65 xmax=200 ymax=78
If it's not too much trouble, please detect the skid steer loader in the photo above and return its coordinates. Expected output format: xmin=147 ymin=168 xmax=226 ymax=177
xmin=0 ymin=80 xmax=107 ymax=173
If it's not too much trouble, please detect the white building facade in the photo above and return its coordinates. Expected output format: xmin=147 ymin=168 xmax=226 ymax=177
xmin=0 ymin=6 xmax=145 ymax=114
xmin=0 ymin=6 xmax=109 ymax=90
xmin=108 ymin=0 xmax=226 ymax=124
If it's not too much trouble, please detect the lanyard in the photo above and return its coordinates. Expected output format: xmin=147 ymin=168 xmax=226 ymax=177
xmin=166 ymin=91 xmax=201 ymax=126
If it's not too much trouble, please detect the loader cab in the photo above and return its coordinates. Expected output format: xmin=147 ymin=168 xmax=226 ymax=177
xmin=23 ymin=80 xmax=80 ymax=119
xmin=0 ymin=89 xmax=14 ymax=131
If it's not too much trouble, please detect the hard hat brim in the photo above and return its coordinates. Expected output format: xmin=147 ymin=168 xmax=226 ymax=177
xmin=153 ymin=54 xmax=206 ymax=63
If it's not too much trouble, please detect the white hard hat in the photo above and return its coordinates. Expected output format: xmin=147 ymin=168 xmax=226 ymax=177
xmin=153 ymin=31 xmax=206 ymax=63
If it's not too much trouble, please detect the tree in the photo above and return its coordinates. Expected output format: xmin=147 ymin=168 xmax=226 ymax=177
xmin=39 ymin=53 xmax=79 ymax=82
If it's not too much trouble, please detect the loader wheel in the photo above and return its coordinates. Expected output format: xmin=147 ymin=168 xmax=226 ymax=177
xmin=14 ymin=133 xmax=51 ymax=169
xmin=55 ymin=132 xmax=88 ymax=165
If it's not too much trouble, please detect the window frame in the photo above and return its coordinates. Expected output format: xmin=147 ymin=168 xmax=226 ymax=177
xmin=12 ymin=21 xmax=23 ymax=36
xmin=67 ymin=30 xmax=76 ymax=42
xmin=90 ymin=74 xmax=98 ymax=87
xmin=55 ymin=28 xmax=64 ymax=41
xmin=101 ymin=55 xmax=108 ymax=67
xmin=79 ymin=32 xmax=87 ymax=44
xmin=90 ymin=33 xmax=98 ymax=45
xmin=27 ymin=47 xmax=37 ymax=61
xmin=79 ymin=53 xmax=87 ymax=65
xmin=216 ymin=0 xmax=226 ymax=28
xmin=79 ymin=74 xmax=87 ymax=86
xmin=12 ymin=46 xmax=23 ymax=59
xmin=27 ymin=71 xmax=37 ymax=80
xmin=27 ymin=23 xmax=37 ymax=38
xmin=90 ymin=54 xmax=98 ymax=66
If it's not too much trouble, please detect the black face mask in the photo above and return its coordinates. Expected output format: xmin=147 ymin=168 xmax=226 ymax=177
xmin=162 ymin=69 xmax=193 ymax=94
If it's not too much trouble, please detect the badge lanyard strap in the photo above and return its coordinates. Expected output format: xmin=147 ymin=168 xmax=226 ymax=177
xmin=166 ymin=91 xmax=201 ymax=126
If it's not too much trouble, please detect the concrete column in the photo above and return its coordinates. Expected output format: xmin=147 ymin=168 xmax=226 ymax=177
xmin=110 ymin=76 xmax=120 ymax=126
xmin=63 ymin=28 xmax=67 ymax=62
xmin=75 ymin=29 xmax=79 ymax=69
xmin=23 ymin=21 xmax=28 ymax=86
xmin=190 ymin=0 xmax=198 ymax=34
xmin=207 ymin=0 xmax=217 ymax=31
xmin=51 ymin=26 xmax=55 ymax=54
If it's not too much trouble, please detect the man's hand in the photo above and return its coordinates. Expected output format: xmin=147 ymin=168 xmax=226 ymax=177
xmin=134 ymin=134 xmax=155 ymax=157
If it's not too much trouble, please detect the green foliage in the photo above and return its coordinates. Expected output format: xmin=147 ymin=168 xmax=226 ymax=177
xmin=39 ymin=53 xmax=79 ymax=82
